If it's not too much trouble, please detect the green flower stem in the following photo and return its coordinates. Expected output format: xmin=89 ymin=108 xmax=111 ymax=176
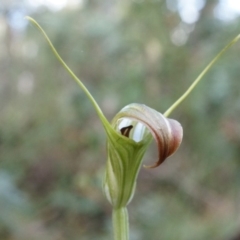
xmin=112 ymin=207 xmax=129 ymax=240
xmin=164 ymin=34 xmax=240 ymax=117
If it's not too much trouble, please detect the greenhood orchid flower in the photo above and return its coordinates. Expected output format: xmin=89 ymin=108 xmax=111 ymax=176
xmin=104 ymin=103 xmax=183 ymax=208
xmin=25 ymin=16 xmax=240 ymax=240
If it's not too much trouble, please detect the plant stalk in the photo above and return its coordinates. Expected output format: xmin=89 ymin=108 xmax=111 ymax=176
xmin=112 ymin=207 xmax=129 ymax=240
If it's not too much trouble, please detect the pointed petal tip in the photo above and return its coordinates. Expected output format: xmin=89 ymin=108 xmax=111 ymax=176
xmin=143 ymin=163 xmax=158 ymax=169
xmin=144 ymin=118 xmax=183 ymax=170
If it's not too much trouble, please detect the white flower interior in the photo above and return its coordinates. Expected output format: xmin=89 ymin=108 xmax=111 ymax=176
xmin=117 ymin=118 xmax=149 ymax=143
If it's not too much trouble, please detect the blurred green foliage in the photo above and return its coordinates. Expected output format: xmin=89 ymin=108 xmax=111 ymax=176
xmin=0 ymin=0 xmax=240 ymax=239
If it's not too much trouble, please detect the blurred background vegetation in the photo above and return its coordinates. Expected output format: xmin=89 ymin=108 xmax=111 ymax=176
xmin=0 ymin=0 xmax=240 ymax=239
